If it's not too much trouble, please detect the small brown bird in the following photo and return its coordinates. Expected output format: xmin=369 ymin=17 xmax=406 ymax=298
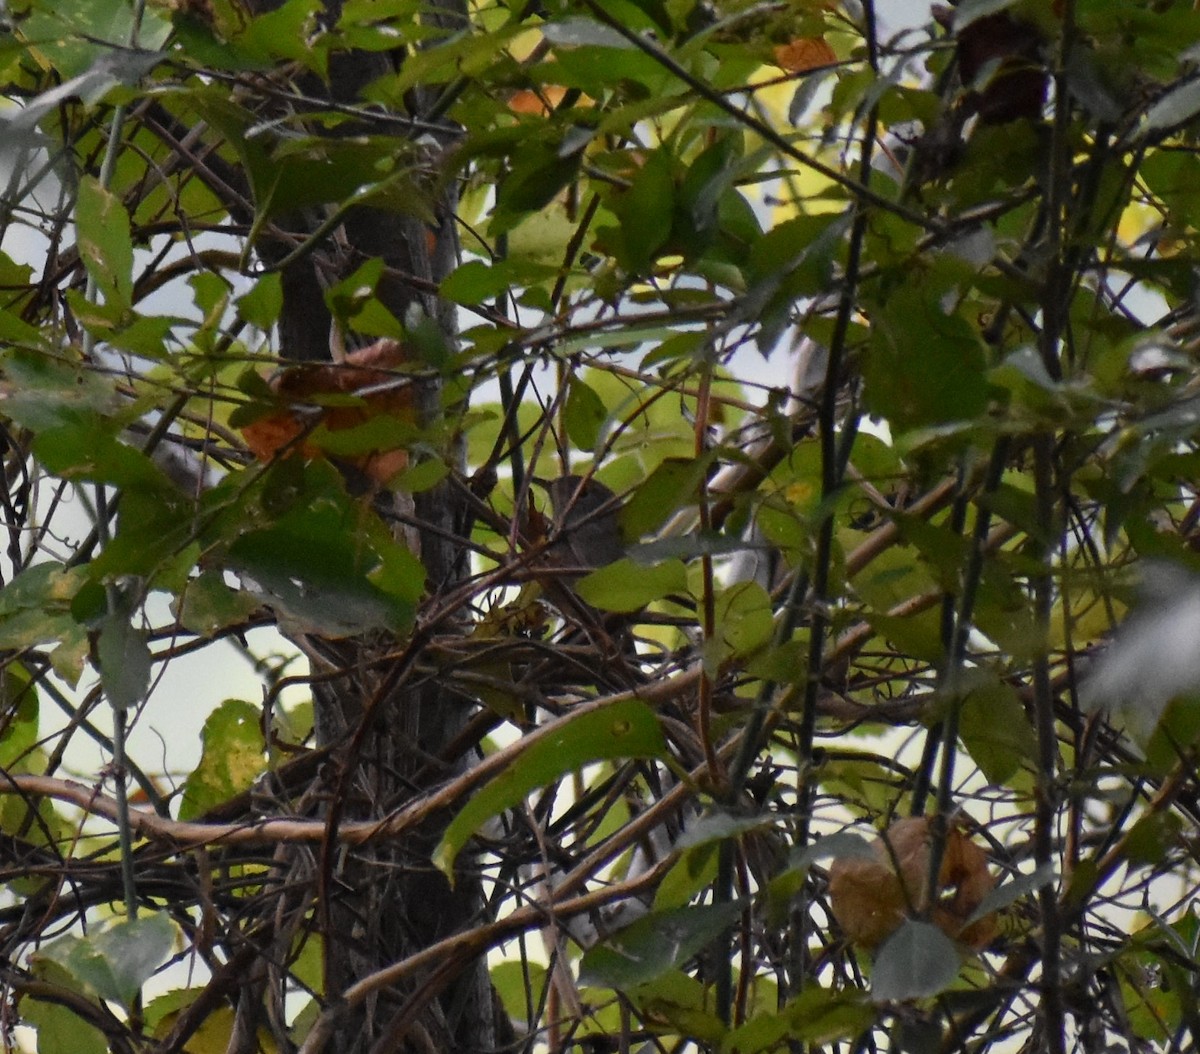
xmin=533 ymin=474 xmax=640 ymax=671
xmin=541 ymin=474 xmax=625 ymax=575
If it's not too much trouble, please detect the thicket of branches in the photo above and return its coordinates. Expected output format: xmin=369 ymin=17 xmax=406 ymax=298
xmin=1 ymin=0 xmax=1200 ymax=1052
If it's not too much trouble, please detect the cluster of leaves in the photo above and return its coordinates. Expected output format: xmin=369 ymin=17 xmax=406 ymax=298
xmin=2 ymin=0 xmax=1200 ymax=1051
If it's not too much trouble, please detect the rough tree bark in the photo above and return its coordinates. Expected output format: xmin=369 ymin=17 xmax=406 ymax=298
xmin=237 ymin=1 xmax=491 ymax=1050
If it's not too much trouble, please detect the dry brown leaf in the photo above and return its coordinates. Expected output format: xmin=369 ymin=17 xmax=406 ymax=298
xmin=508 ymin=85 xmax=569 ymax=116
xmin=772 ymin=37 xmax=837 ymax=74
xmin=828 ymin=817 xmax=997 ymax=950
xmin=241 ymin=338 xmax=412 ymax=486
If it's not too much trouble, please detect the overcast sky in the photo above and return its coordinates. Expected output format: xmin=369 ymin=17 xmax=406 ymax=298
xmin=876 ymin=0 xmax=934 ymax=33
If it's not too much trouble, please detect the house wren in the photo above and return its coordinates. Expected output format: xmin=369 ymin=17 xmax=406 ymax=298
xmin=536 ymin=473 xmax=640 ymax=673
xmin=541 ymin=474 xmax=625 ymax=575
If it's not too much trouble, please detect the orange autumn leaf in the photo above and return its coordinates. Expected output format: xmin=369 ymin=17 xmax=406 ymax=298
xmin=508 ymin=85 xmax=569 ymax=116
xmin=241 ymin=338 xmax=413 ymax=486
xmin=772 ymin=37 xmax=837 ymax=74
xmin=828 ymin=817 xmax=997 ymax=950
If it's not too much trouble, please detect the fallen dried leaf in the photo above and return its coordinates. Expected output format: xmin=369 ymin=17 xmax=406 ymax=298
xmin=828 ymin=817 xmax=997 ymax=950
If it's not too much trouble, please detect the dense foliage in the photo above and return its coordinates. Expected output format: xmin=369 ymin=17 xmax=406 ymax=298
xmin=2 ymin=0 xmax=1200 ymax=1050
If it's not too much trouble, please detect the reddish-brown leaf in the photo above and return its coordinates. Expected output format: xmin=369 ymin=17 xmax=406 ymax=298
xmin=829 ymin=817 xmax=997 ymax=950
xmin=772 ymin=37 xmax=837 ymax=74
xmin=240 ymin=338 xmax=413 ymax=486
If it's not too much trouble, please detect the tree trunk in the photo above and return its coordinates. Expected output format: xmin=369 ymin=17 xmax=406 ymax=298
xmin=244 ymin=2 xmax=490 ymax=1049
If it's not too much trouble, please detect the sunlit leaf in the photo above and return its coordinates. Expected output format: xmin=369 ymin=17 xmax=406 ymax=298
xmin=0 ymin=663 xmax=39 ymax=770
xmin=575 ymin=557 xmax=688 ymax=613
xmin=179 ymin=699 xmax=267 ymax=820
xmin=75 ymin=176 xmax=134 ymax=313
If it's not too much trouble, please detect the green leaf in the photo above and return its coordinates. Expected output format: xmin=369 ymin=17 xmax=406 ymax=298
xmin=441 ymin=259 xmax=513 ymax=306
xmin=624 ymin=969 xmax=727 ymax=1045
xmin=15 ymin=0 xmax=170 ymax=79
xmin=20 ymin=991 xmax=107 ymax=1054
xmin=95 ymin=612 xmax=151 ymax=712
xmin=864 ymin=287 xmax=988 ymax=433
xmin=241 ymin=0 xmax=326 ymax=69
xmin=653 ymin=842 xmax=720 ymax=910
xmin=227 ymin=498 xmax=420 ymax=637
xmin=236 ymin=272 xmax=284 ymax=329
xmin=309 ymin=413 xmax=414 ymax=458
xmin=389 ymin=457 xmax=449 ymax=493
xmin=748 ymin=211 xmax=848 ymax=285
xmin=707 ymin=580 xmax=774 ymax=667
xmin=675 ymin=810 xmax=780 ymax=851
xmin=0 ymin=564 xmax=91 ymax=680
xmin=1122 ymin=812 xmax=1182 ymax=867
xmin=0 ymin=663 xmax=39 ymax=770
xmin=108 ymin=313 xmax=176 ymax=359
xmin=578 ymin=901 xmax=743 ymax=989
xmin=189 ymin=270 xmax=232 ymax=319
xmin=1143 ymin=695 xmax=1200 ymax=773
xmin=871 ymin=920 xmax=960 ymax=1002
xmin=90 ymin=489 xmax=196 ymax=581
xmin=33 ymin=418 xmax=174 ymax=491
xmin=177 ymin=571 xmax=262 ymax=638
xmin=75 ymin=176 xmax=134 ymax=312
xmin=787 ymin=831 xmax=877 ymax=871
xmin=818 ymin=758 xmax=904 ymax=817
xmin=325 ymin=257 xmax=404 ymax=338
xmin=965 ymin=864 xmax=1055 ymax=925
xmin=564 ymin=377 xmax=607 ymax=452
xmin=490 ymin=960 xmax=548 ymax=1025
xmin=575 ymin=557 xmax=688 ymax=613
xmin=619 ymin=458 xmax=704 ymax=539
xmin=0 ymin=348 xmax=119 ymax=431
xmin=675 ymin=135 xmax=738 ymax=257
xmin=38 ymin=913 xmax=176 ymax=1007
xmin=493 ymin=145 xmax=582 ymax=229
xmin=434 ymin=699 xmax=667 ymax=877
xmin=722 ymin=986 xmax=873 ymax=1052
xmin=614 ymin=147 xmax=675 ymax=273
xmin=179 ymin=699 xmax=266 ymax=820
xmin=958 ymin=676 xmax=1037 ymax=785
